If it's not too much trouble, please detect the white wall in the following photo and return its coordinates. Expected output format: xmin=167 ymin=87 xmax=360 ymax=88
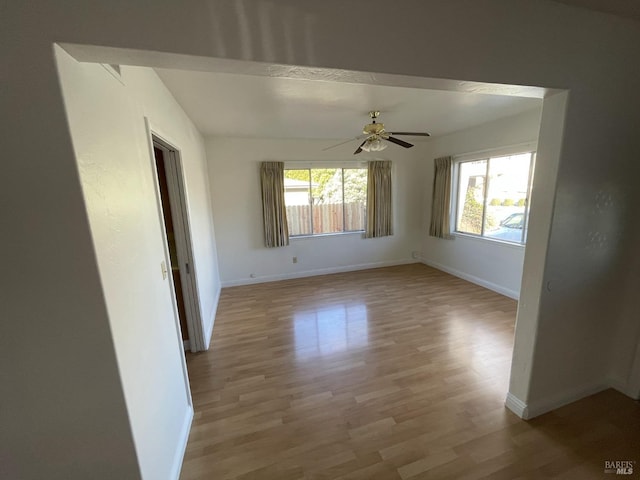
xmin=125 ymin=67 xmax=222 ymax=349
xmin=3 ymin=1 xmax=640 ymax=476
xmin=53 ymin=49 xmax=220 ymax=479
xmin=420 ymin=109 xmax=542 ymax=299
xmin=508 ymin=91 xmax=570 ymax=415
xmin=206 ymin=137 xmax=423 ymax=286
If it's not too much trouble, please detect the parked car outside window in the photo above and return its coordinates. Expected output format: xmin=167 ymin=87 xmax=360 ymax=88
xmin=487 ymin=212 xmax=524 ymax=242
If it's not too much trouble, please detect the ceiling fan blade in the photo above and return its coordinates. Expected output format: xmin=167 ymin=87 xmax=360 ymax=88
xmin=386 ymin=136 xmax=414 ymax=149
xmin=354 ymin=140 xmax=367 ymax=155
xmin=322 ymin=135 xmax=367 ymax=151
xmin=388 ymin=131 xmax=431 ymax=137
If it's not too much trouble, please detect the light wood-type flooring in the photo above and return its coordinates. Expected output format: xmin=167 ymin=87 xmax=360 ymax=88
xmin=181 ymin=264 xmax=640 ymax=479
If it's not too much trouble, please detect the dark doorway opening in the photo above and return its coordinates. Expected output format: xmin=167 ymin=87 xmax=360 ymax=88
xmin=153 ymin=144 xmax=189 ymax=347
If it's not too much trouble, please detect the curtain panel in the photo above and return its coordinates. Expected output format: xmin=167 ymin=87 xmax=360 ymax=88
xmin=365 ymin=160 xmax=393 ymax=238
xmin=429 ymin=156 xmax=453 ymax=239
xmin=260 ymin=161 xmax=289 ymax=248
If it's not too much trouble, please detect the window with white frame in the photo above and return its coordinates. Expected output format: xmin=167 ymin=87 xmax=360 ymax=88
xmin=454 ymin=151 xmax=535 ymax=244
xmin=284 ymin=167 xmax=368 ymax=236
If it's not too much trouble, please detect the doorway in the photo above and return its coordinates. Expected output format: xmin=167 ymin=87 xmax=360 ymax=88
xmin=151 ymin=135 xmax=204 ymax=352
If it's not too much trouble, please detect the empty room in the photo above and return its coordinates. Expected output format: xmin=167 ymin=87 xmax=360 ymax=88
xmin=4 ymin=2 xmax=640 ymax=479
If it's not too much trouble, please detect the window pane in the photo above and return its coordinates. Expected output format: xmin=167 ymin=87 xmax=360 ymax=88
xmin=456 ymin=160 xmax=487 ymax=235
xmin=312 ymin=168 xmax=343 ymax=234
xmin=343 ymin=168 xmax=367 ymax=231
xmin=483 ymin=153 xmax=531 ymax=243
xmin=284 ymin=167 xmax=367 ymax=237
xmin=284 ymin=169 xmax=312 ymax=236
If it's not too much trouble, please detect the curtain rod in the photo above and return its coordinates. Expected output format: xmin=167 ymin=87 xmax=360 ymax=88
xmin=282 ymin=160 xmax=369 ymax=166
xmin=452 ymin=140 xmax=537 ymax=160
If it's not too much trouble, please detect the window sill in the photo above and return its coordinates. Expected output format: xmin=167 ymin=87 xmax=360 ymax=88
xmin=290 ymin=231 xmax=365 ymax=241
xmin=451 ymin=232 xmax=526 ymax=249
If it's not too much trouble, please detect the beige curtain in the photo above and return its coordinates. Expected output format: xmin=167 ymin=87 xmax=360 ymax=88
xmin=365 ymin=160 xmax=393 ymax=238
xmin=429 ymin=156 xmax=453 ymax=239
xmin=260 ymin=162 xmax=289 ymax=248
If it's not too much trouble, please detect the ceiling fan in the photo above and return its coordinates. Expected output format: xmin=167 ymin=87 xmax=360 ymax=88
xmin=324 ymin=111 xmax=430 ymax=155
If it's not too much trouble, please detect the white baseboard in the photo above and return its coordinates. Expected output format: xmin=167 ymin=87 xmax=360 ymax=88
xmin=526 ymin=381 xmax=609 ymax=419
xmin=506 ymin=381 xmax=610 ymax=420
xmin=420 ymin=258 xmax=519 ymax=300
xmin=203 ymin=285 xmax=221 ymax=350
xmin=170 ymin=405 xmax=193 ymax=480
xmin=182 ymin=340 xmax=190 ymax=351
xmin=608 ymin=375 xmax=628 ymax=396
xmin=505 ymin=392 xmax=529 ymax=419
xmin=221 ymin=259 xmax=418 ymax=288
xmin=608 ymin=375 xmax=640 ymax=400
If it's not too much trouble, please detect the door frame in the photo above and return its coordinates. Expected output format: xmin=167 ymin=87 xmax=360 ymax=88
xmin=145 ymin=118 xmax=205 ymax=353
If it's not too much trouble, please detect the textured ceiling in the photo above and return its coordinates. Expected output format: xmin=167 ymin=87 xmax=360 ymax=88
xmin=155 ymin=68 xmax=541 ymax=141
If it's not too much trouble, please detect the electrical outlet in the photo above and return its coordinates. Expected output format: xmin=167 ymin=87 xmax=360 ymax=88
xmin=250 ymin=273 xmax=256 ymax=278
xmin=411 ymin=251 xmax=420 ymax=259
xmin=292 ymin=256 xmax=298 ymax=264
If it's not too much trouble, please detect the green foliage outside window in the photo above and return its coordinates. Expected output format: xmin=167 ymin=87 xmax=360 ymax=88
xmin=459 ymin=188 xmax=483 ymax=234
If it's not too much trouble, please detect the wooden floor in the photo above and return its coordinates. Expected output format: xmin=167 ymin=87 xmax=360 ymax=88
xmin=181 ymin=264 xmax=639 ymax=479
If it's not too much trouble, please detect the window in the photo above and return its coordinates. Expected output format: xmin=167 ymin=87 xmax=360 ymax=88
xmin=284 ymin=167 xmax=367 ymax=236
xmin=454 ymin=151 xmax=535 ymax=244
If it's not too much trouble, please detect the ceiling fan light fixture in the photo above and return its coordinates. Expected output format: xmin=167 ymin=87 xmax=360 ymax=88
xmin=361 ymin=137 xmax=387 ymax=152
xmin=324 ymin=111 xmax=429 ymax=155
